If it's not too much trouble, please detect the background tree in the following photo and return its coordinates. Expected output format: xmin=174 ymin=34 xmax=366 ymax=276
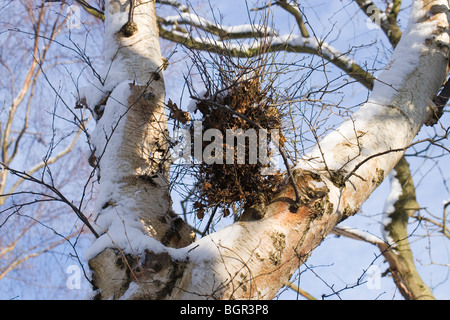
xmin=0 ymin=1 xmax=98 ymax=299
xmin=1 ymin=0 xmax=449 ymax=300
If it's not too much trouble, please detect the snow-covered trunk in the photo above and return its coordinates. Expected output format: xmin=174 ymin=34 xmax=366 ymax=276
xmin=87 ymin=0 xmax=449 ymax=300
xmin=86 ymin=0 xmax=193 ymax=299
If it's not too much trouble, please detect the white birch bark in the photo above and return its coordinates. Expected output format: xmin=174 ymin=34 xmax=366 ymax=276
xmin=86 ymin=0 xmax=193 ymax=299
xmin=87 ymin=0 xmax=449 ymax=300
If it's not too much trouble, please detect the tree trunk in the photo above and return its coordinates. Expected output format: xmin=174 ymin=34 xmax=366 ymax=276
xmin=86 ymin=0 xmax=194 ymax=299
xmin=87 ymin=0 xmax=449 ymax=300
xmin=381 ymin=157 xmax=435 ymax=300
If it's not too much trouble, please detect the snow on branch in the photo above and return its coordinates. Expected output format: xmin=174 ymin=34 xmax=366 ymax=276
xmin=68 ymin=0 xmax=374 ymax=89
xmin=155 ymin=0 xmax=189 ymax=13
xmin=331 ymin=225 xmax=386 ymax=247
xmin=158 ymin=25 xmax=374 ymax=89
xmin=159 ymin=12 xmax=277 ymax=39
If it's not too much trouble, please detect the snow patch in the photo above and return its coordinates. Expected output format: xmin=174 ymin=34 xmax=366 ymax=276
xmin=164 ymin=12 xmax=276 ymax=37
xmin=89 ymin=81 xmax=131 ymax=184
xmin=334 ymin=225 xmax=384 ymax=245
xmin=369 ymin=1 xmax=438 ymax=106
xmin=185 ymin=223 xmax=244 ymax=264
xmin=381 ymin=170 xmax=402 ymax=246
xmin=84 ymin=81 xmax=159 ymax=260
xmin=120 ymin=282 xmax=141 ymax=300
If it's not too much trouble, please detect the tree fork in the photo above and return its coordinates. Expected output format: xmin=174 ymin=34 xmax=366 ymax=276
xmin=87 ymin=0 xmax=450 ymax=300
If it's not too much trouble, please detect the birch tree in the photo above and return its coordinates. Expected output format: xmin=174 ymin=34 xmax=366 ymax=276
xmin=81 ymin=0 xmax=450 ymax=300
xmin=4 ymin=0 xmax=450 ymax=299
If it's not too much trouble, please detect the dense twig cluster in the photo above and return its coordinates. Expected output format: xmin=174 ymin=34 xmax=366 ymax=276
xmin=189 ymin=70 xmax=284 ymax=220
xmin=168 ymin=54 xmax=285 ymax=222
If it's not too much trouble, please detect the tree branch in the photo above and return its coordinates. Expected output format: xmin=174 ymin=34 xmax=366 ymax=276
xmin=333 ymin=158 xmax=436 ymax=300
xmin=0 ymin=162 xmax=99 ymax=238
xmin=66 ymin=1 xmax=375 ymax=90
xmin=284 ymin=280 xmax=317 ymax=300
xmin=159 ymin=12 xmax=277 ymax=39
xmin=274 ymin=0 xmax=309 ymax=38
xmin=355 ymin=0 xmax=403 ymax=47
xmin=381 ymin=157 xmax=435 ymax=299
xmin=159 ymin=27 xmax=374 ymax=89
xmin=44 ymin=0 xmax=105 ymax=21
